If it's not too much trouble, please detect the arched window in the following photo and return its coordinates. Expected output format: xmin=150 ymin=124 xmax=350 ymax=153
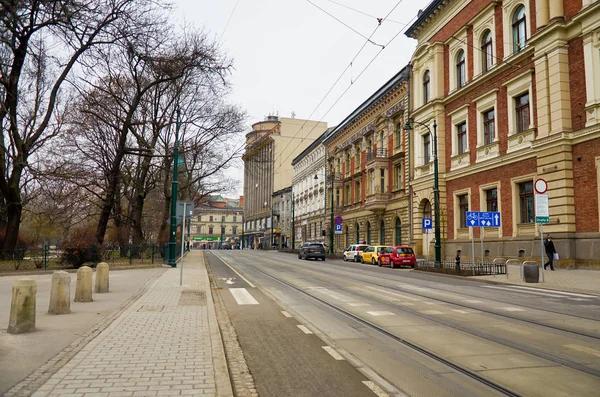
xmin=379 ymin=220 xmax=385 ymax=244
xmin=355 ymin=223 xmax=360 ymax=244
xmin=456 ymin=50 xmax=466 ymax=88
xmin=423 ymin=70 xmax=430 ymax=104
xmin=512 ymin=5 xmax=526 ymax=53
xmin=366 ymin=222 xmax=371 ymax=244
xmin=424 ymin=200 xmax=432 ymax=219
xmin=481 ymin=30 xmax=493 ymax=72
xmin=395 ymin=218 xmax=402 ymax=246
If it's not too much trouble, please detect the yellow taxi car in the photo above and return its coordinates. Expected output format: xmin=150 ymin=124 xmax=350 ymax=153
xmin=359 ymin=245 xmax=389 ymax=265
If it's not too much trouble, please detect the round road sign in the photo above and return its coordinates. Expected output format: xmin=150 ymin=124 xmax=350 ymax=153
xmin=534 ymin=178 xmax=548 ymax=194
xmin=334 ymin=216 xmax=343 ymax=225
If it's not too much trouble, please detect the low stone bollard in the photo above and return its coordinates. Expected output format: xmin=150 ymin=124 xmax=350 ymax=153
xmin=74 ymin=266 xmax=93 ymax=302
xmin=8 ymin=279 xmax=37 ymax=334
xmin=95 ymin=262 xmax=109 ymax=293
xmin=48 ymin=271 xmax=71 ymax=315
xmin=522 ymin=261 xmax=539 ymax=283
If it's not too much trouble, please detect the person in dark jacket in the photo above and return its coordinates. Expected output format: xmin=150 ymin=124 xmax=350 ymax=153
xmin=544 ymin=235 xmax=557 ymax=271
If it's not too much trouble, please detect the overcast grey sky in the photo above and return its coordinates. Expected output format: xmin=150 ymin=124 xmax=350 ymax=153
xmin=172 ymin=0 xmax=424 ymax=194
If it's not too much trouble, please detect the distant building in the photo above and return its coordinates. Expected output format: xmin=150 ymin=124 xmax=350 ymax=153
xmin=242 ymin=115 xmax=328 ymax=249
xmin=191 ymin=196 xmax=243 ymax=249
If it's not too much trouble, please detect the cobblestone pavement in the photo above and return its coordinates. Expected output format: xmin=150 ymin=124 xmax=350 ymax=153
xmin=476 ymin=264 xmax=600 ymax=295
xmin=20 ymin=252 xmax=232 ymax=397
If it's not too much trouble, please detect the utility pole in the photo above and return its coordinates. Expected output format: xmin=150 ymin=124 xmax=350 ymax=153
xmin=168 ymin=107 xmax=181 ymax=267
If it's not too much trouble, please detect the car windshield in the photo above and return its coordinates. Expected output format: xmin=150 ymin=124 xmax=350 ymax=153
xmin=383 ymin=247 xmax=394 ymax=254
xmin=397 ymin=247 xmax=414 ymax=254
xmin=309 ymin=243 xmax=324 ymax=248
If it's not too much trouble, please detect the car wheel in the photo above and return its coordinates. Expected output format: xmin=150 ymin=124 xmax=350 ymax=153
xmin=371 ymin=258 xmax=376 ymax=265
xmin=378 ymin=259 xmax=382 ymax=267
xmin=322 ymin=257 xmax=326 ymax=261
xmin=360 ymin=256 xmax=364 ymax=263
xmin=354 ymin=255 xmax=359 ymax=262
xmin=390 ymin=260 xmax=395 ymax=269
xmin=298 ymin=253 xmax=301 ymax=259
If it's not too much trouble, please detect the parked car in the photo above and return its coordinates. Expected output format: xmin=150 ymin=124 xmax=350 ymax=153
xmin=298 ymin=242 xmax=326 ymax=261
xmin=343 ymin=244 xmax=369 ymax=262
xmin=378 ymin=246 xmax=416 ymax=268
xmin=359 ymin=245 xmax=389 ymax=265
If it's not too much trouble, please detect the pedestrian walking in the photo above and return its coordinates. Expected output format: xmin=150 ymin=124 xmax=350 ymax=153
xmin=544 ymin=235 xmax=557 ymax=271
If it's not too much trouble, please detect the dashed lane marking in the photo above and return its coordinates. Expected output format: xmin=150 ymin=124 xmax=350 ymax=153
xmin=452 ymin=309 xmax=469 ymax=314
xmin=348 ymin=302 xmax=371 ymax=307
xmin=213 ymin=252 xmax=256 ymax=288
xmin=322 ymin=346 xmax=345 ymax=360
xmin=484 ymin=285 xmax=568 ymax=298
xmin=420 ymin=310 xmax=444 ymax=315
xmin=362 ymin=381 xmax=390 ymax=397
xmin=366 ymin=286 xmax=420 ymax=301
xmin=564 ymin=344 xmax=600 ymax=358
xmin=463 ymin=299 xmax=483 ymax=304
xmin=367 ymin=311 xmax=396 ymax=316
xmin=281 ymin=311 xmax=292 ymax=318
xmin=500 ymin=307 xmax=525 ymax=312
xmin=229 ymin=288 xmax=259 ymax=305
xmin=508 ymin=285 xmax=598 ymax=298
xmin=297 ymin=325 xmax=313 ymax=334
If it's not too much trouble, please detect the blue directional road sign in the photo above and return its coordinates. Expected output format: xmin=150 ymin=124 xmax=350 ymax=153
xmin=422 ymin=218 xmax=432 ymax=229
xmin=335 ymin=224 xmax=343 ymax=234
xmin=466 ymin=211 xmax=501 ymax=227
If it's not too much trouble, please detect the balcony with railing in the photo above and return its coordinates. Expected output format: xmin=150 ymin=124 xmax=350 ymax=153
xmin=366 ymin=148 xmax=388 ymax=168
xmin=364 ymin=186 xmax=390 ymax=212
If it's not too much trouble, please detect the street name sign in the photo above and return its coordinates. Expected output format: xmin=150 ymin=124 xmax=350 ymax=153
xmin=466 ymin=211 xmax=501 ymax=227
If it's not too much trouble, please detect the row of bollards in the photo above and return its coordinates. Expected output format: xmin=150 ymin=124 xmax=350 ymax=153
xmin=7 ymin=263 xmax=110 ymax=334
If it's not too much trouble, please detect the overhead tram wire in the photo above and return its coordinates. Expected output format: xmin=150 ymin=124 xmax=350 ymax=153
xmin=271 ymin=2 xmax=414 ymax=176
xmin=325 ymin=0 xmax=407 ymax=25
xmin=270 ymin=0 xmax=408 ymax=176
xmin=219 ymin=0 xmax=241 ymax=43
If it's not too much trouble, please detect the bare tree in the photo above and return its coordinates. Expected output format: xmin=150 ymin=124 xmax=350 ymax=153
xmin=0 ymin=0 xmax=165 ymax=252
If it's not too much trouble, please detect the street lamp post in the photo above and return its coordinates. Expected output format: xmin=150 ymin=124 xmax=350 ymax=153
xmin=291 ymin=191 xmax=295 ymax=250
xmin=314 ymin=172 xmax=335 ymax=255
xmin=168 ymin=107 xmax=181 ymax=267
xmin=404 ymin=119 xmax=441 ymax=265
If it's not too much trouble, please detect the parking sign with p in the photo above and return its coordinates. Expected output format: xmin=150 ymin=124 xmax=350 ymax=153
xmin=422 ymin=218 xmax=432 ymax=229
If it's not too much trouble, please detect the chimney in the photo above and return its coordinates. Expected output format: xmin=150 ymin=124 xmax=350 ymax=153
xmin=239 ymin=196 xmax=244 ymax=207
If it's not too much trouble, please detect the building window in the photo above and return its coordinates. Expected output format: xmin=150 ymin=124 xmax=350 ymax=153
xmin=394 ymin=218 xmax=402 ymax=245
xmin=515 ymin=93 xmax=530 ymax=133
xmin=355 ymin=146 xmax=360 ymax=169
xmin=457 ymin=122 xmax=467 ymax=154
xmin=345 ymin=184 xmax=351 ymax=205
xmin=483 ymin=109 xmax=495 ymax=145
xmin=368 ymin=170 xmax=375 ymax=195
xmin=394 ymin=164 xmax=402 ymax=190
xmin=366 ymin=222 xmax=371 ymax=244
xmin=424 ymin=201 xmax=432 ymax=219
xmin=423 ymin=133 xmax=431 ymax=164
xmin=336 ymin=188 xmax=340 ymax=207
xmin=456 ymin=50 xmax=466 ymax=88
xmin=209 ymin=226 xmax=214 ymax=234
xmin=423 ymin=70 xmax=430 ymax=104
xmin=380 ymin=220 xmax=385 ymax=244
xmin=486 ymin=188 xmax=498 ymax=212
xmin=355 ymin=181 xmax=361 ymax=203
xmin=458 ymin=194 xmax=469 ymax=228
xmin=209 ymin=216 xmax=213 ymax=222
xmin=519 ymin=181 xmax=534 ymax=223
xmin=232 ymin=226 xmax=237 ymax=234
xmin=394 ymin=122 xmax=402 ymax=148
xmin=233 ymin=215 xmax=237 ymax=222
xmin=380 ymin=169 xmax=385 ymax=193
xmin=481 ymin=30 xmax=493 ymax=72
xmin=512 ymin=5 xmax=526 ymax=53
xmin=222 ymin=215 xmax=226 ymax=222
xmin=355 ymin=224 xmax=360 ymax=244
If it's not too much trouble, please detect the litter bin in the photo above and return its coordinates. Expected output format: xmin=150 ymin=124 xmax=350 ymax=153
xmin=523 ymin=261 xmax=539 ymax=283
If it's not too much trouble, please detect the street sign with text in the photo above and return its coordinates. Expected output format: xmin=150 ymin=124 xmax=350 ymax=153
xmin=466 ymin=211 xmax=501 ymax=227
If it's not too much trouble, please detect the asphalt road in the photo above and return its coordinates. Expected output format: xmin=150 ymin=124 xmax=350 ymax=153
xmin=0 ymin=267 xmax=165 ymax=395
xmin=208 ymin=249 xmax=600 ymax=397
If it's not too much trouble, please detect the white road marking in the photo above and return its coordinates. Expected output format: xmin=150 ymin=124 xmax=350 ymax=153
xmin=366 ymin=286 xmax=420 ymax=301
xmin=463 ymin=299 xmax=483 ymax=304
xmin=567 ymin=298 xmax=591 ymax=301
xmin=493 ymin=325 xmax=531 ymax=335
xmin=564 ymin=344 xmax=600 ymax=358
xmin=313 ymin=288 xmax=354 ymax=302
xmin=500 ymin=307 xmax=525 ymax=312
xmin=423 ymin=302 xmax=438 ymax=305
xmin=483 ymin=285 xmax=565 ymax=298
xmin=362 ymin=381 xmax=390 ymax=397
xmin=213 ymin=253 xmax=256 ymax=288
xmin=217 ymin=277 xmax=236 ymax=285
xmin=229 ymin=288 xmax=259 ymax=305
xmin=281 ymin=311 xmax=292 ymax=318
xmin=452 ymin=309 xmax=469 ymax=314
xmin=507 ymin=285 xmax=598 ymax=298
xmin=348 ymin=302 xmax=371 ymax=307
xmin=297 ymin=325 xmax=313 ymax=334
xmin=580 ymin=305 xmax=600 ymax=309
xmin=367 ymin=311 xmax=396 ymax=316
xmin=322 ymin=346 xmax=345 ymax=360
xmin=420 ymin=310 xmax=444 ymax=315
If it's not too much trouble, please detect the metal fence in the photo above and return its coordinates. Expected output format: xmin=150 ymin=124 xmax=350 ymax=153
xmin=416 ymin=259 xmax=506 ymax=276
xmin=0 ymin=244 xmax=165 ymax=272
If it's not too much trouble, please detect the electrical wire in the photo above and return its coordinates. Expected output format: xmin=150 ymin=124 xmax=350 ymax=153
xmin=219 ymin=0 xmax=241 ymax=43
xmin=269 ymin=0 xmax=412 ymax=176
xmin=325 ymin=0 xmax=407 ymax=25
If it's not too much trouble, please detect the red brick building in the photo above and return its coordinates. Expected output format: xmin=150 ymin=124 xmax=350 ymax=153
xmin=405 ymin=0 xmax=600 ymax=265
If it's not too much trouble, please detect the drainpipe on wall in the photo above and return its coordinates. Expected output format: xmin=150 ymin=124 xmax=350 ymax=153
xmin=406 ymin=63 xmax=413 ymax=246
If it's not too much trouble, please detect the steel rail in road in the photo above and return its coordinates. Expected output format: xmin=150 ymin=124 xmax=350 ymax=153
xmin=258 ymin=252 xmax=600 ymax=338
xmin=218 ymin=255 xmax=522 ymax=397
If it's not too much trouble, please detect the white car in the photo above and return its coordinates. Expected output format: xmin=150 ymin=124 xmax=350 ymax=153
xmin=343 ymin=244 xmax=369 ymax=262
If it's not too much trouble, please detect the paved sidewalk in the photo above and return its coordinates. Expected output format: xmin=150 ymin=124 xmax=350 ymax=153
xmin=6 ymin=251 xmax=232 ymax=397
xmin=476 ymin=264 xmax=600 ymax=295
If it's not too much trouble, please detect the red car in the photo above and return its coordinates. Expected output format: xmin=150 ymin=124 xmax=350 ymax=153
xmin=378 ymin=246 xmax=416 ymax=268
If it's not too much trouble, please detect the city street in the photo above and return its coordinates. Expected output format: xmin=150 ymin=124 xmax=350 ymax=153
xmin=207 ymin=250 xmax=600 ymax=397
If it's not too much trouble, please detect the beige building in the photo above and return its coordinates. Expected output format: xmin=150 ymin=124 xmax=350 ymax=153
xmin=243 ymin=115 xmax=328 ymax=249
xmin=190 ymin=196 xmax=243 ymax=249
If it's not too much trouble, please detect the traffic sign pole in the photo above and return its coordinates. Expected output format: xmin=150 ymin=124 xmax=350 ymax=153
xmin=540 ymin=224 xmax=545 ymax=283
